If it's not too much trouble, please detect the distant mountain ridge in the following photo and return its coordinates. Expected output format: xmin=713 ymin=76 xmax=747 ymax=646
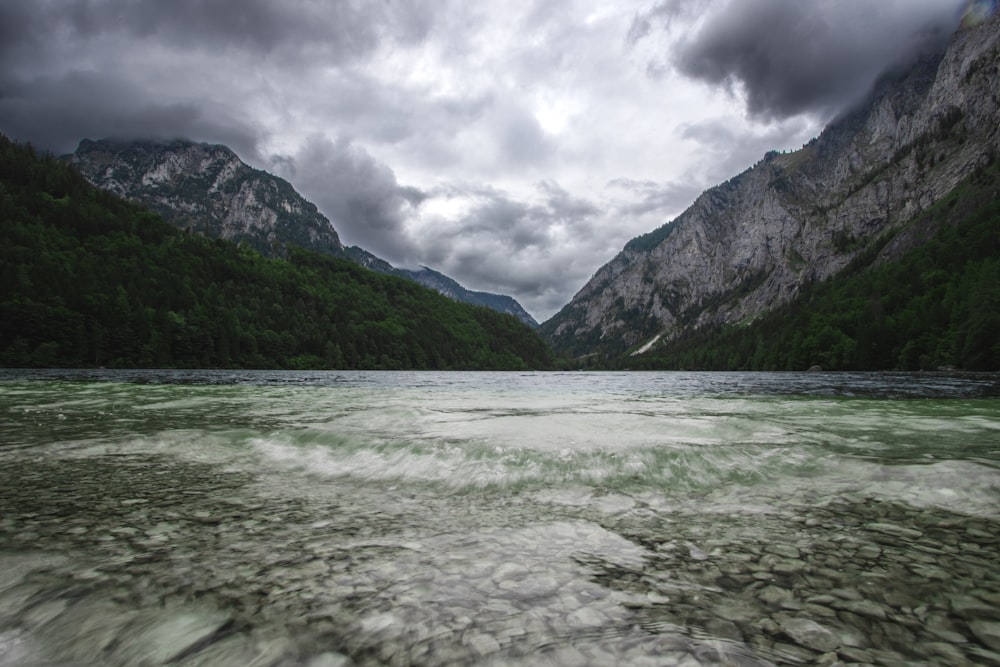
xmin=68 ymin=139 xmax=537 ymax=326
xmin=541 ymin=14 xmax=1000 ymax=361
xmin=343 ymin=246 xmax=538 ymax=326
xmin=399 ymin=266 xmax=539 ymax=327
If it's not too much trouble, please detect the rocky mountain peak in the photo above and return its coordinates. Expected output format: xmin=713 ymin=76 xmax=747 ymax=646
xmin=541 ymin=14 xmax=999 ymax=360
xmin=70 ymin=138 xmax=344 ymax=258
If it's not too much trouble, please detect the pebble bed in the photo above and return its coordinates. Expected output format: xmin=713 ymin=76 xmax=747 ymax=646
xmin=1 ymin=452 xmax=998 ymax=667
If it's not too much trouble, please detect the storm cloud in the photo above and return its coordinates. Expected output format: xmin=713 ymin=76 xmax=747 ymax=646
xmin=634 ymin=0 xmax=965 ymax=120
xmin=0 ymin=0 xmax=433 ymax=158
xmin=606 ymin=178 xmax=704 ymax=219
xmin=398 ymin=180 xmax=610 ymax=316
xmin=0 ymin=69 xmax=261 ymax=161
xmin=271 ymin=135 xmax=426 ymax=263
xmin=3 ymin=0 xmax=431 ymax=66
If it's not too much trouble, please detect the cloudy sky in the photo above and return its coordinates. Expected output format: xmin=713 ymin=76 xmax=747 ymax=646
xmin=0 ymin=0 xmax=971 ymax=320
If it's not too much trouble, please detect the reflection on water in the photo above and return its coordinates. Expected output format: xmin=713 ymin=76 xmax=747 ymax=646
xmin=1 ymin=370 xmax=998 ymax=666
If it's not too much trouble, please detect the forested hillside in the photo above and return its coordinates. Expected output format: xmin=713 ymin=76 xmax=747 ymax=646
xmin=0 ymin=136 xmax=555 ymax=370
xmin=619 ymin=157 xmax=1000 ymax=371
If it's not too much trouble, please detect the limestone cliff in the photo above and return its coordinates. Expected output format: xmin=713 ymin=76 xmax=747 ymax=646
xmin=70 ymin=139 xmax=344 ymax=258
xmin=541 ymin=15 xmax=999 ymax=359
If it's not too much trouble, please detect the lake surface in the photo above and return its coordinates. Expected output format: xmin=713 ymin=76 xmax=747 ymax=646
xmin=1 ymin=370 xmax=999 ymax=666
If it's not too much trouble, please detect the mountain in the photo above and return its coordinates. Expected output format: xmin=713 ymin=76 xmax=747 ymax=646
xmin=68 ymin=139 xmax=538 ymax=326
xmin=397 ymin=266 xmax=538 ymax=327
xmin=342 ymin=246 xmax=538 ymax=327
xmin=69 ymin=138 xmax=344 ymax=258
xmin=0 ymin=135 xmax=554 ymax=370
xmin=621 ymin=158 xmax=1000 ymax=371
xmin=541 ymin=15 xmax=999 ymax=364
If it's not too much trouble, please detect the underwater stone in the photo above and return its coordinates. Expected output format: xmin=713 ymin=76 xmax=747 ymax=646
xmin=837 ymin=645 xmax=876 ymax=663
xmin=463 ymin=631 xmax=501 ymax=656
xmin=567 ymin=607 xmax=605 ymax=628
xmin=969 ymin=620 xmax=1000 ymax=652
xmin=764 ymin=544 xmax=801 ymax=559
xmin=758 ymin=585 xmax=794 ymax=606
xmin=950 ymin=594 xmax=998 ymax=619
xmin=865 ymin=522 xmax=923 ymax=540
xmin=116 ymin=608 xmax=232 ymax=664
xmin=305 ymin=651 xmax=354 ymax=667
xmin=772 ymin=559 xmax=806 ymax=574
xmin=777 ymin=617 xmax=839 ymax=653
xmin=839 ymin=599 xmax=887 ymax=620
xmin=919 ymin=641 xmax=968 ymax=663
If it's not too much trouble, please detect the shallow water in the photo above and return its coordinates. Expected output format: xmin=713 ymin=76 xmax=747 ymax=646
xmin=1 ymin=370 xmax=999 ymax=666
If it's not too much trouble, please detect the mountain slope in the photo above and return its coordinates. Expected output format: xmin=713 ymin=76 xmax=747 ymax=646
xmin=625 ymin=158 xmax=1000 ymax=371
xmin=541 ymin=15 xmax=999 ymax=362
xmin=69 ymin=138 xmax=344 ymax=258
xmin=398 ymin=266 xmax=539 ymax=327
xmin=1 ymin=135 xmax=554 ymax=370
xmin=343 ymin=246 xmax=538 ymax=327
xmin=68 ymin=139 xmax=538 ymax=325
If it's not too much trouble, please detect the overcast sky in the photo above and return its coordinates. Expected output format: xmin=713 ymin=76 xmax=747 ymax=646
xmin=0 ymin=0 xmax=973 ymax=320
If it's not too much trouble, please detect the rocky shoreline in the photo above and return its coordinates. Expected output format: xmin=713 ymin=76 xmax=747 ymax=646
xmin=1 ymin=450 xmax=998 ymax=666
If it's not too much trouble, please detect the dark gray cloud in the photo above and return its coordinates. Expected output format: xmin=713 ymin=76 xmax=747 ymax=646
xmin=677 ymin=115 xmax=815 ymax=184
xmin=634 ymin=0 xmax=965 ymax=120
xmin=536 ymin=181 xmax=603 ymax=225
xmin=0 ymin=69 xmax=261 ymax=159
xmin=606 ymin=177 xmax=702 ymax=218
xmin=402 ymin=180 xmax=607 ymax=315
xmin=0 ymin=0 xmax=433 ymax=155
xmin=271 ymin=135 xmax=426 ymax=262
xmin=12 ymin=0 xmax=431 ymax=62
xmin=422 ymin=180 xmax=600 ymax=256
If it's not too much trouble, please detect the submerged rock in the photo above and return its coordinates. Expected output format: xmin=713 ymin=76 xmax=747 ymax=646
xmin=115 ymin=608 xmax=233 ymax=664
xmin=969 ymin=620 xmax=1000 ymax=652
xmin=777 ymin=617 xmax=840 ymax=653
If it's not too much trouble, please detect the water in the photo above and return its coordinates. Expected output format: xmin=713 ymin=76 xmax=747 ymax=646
xmin=1 ymin=370 xmax=998 ymax=666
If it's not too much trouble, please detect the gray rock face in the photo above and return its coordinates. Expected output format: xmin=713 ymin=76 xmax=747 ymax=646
xmin=70 ymin=139 xmax=345 ymax=259
xmin=542 ymin=15 xmax=1000 ymax=358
